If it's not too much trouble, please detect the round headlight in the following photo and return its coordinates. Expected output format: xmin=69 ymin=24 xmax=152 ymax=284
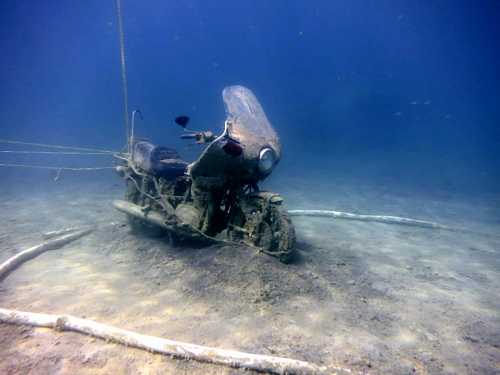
xmin=258 ymin=148 xmax=275 ymax=174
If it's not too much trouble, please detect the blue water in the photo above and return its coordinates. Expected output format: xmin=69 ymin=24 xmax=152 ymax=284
xmin=2 ymin=3 xmax=500 ymax=373
xmin=0 ymin=1 xmax=499 ymax=193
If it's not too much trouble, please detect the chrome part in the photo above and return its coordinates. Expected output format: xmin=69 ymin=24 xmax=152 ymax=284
xmin=258 ymin=147 xmax=275 ymax=174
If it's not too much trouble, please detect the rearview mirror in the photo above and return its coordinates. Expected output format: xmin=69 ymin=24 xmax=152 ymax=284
xmin=174 ymin=115 xmax=190 ymax=128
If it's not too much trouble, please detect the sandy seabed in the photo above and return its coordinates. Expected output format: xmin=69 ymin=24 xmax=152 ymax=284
xmin=0 ymin=173 xmax=499 ymax=374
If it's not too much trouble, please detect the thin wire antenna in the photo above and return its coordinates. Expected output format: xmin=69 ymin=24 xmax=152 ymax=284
xmin=115 ymin=0 xmax=130 ymax=153
xmin=130 ymin=109 xmax=143 ymax=159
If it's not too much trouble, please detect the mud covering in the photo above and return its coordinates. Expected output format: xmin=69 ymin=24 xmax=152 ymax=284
xmin=132 ymin=141 xmax=187 ymax=178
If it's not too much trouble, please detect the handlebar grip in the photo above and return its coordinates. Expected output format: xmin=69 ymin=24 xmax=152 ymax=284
xmin=180 ymin=133 xmax=198 ymax=140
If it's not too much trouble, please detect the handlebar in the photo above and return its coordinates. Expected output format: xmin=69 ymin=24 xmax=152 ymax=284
xmin=180 ymin=133 xmax=198 ymax=140
xmin=180 ymin=131 xmax=215 ymax=144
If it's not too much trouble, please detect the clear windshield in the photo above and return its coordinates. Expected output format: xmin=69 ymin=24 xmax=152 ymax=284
xmin=222 ymin=86 xmax=281 ymax=159
xmin=189 ymin=86 xmax=281 ymax=180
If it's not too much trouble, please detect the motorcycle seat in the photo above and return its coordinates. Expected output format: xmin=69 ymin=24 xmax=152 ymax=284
xmin=132 ymin=141 xmax=188 ymax=178
xmin=156 ymin=157 xmax=188 ymax=178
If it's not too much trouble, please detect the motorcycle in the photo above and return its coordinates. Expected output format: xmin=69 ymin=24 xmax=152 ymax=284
xmin=113 ymin=85 xmax=296 ymax=262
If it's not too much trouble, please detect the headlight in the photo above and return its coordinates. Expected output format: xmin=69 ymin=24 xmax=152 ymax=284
xmin=258 ymin=148 xmax=275 ymax=174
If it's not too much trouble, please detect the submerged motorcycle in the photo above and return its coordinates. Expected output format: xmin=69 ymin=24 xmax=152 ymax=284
xmin=113 ymin=85 xmax=296 ymax=262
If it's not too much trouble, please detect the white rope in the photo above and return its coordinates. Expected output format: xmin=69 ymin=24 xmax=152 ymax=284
xmin=0 ymin=308 xmax=332 ymax=374
xmin=0 ymin=139 xmax=117 ymax=154
xmin=288 ymin=209 xmax=500 ymax=238
xmin=288 ymin=209 xmax=453 ymax=230
xmin=0 ymin=225 xmax=335 ymax=374
xmin=0 ymin=229 xmax=93 ymax=280
xmin=0 ymin=150 xmax=112 ymax=155
xmin=115 ymin=0 xmax=131 ymax=151
xmin=0 ymin=163 xmax=114 ymax=171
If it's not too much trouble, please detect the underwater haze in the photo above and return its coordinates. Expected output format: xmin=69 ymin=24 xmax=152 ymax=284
xmin=1 ymin=1 xmax=500 ymax=374
xmin=1 ymin=0 xmax=499 ymax=192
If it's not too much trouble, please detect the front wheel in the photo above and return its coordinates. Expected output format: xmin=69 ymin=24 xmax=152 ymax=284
xmin=256 ymin=205 xmax=296 ymax=263
xmin=232 ymin=193 xmax=297 ymax=263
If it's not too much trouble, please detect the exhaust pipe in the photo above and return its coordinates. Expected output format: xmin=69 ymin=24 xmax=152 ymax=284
xmin=113 ymin=200 xmax=169 ymax=229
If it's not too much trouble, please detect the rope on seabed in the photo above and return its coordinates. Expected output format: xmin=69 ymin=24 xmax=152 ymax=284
xmin=288 ymin=209 xmax=454 ymax=230
xmin=0 ymin=225 xmax=337 ymax=374
xmin=288 ymin=209 xmax=500 ymax=237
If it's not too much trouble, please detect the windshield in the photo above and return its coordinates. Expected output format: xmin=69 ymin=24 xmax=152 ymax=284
xmin=222 ymin=85 xmax=281 ymax=160
xmin=189 ymin=86 xmax=281 ymax=181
